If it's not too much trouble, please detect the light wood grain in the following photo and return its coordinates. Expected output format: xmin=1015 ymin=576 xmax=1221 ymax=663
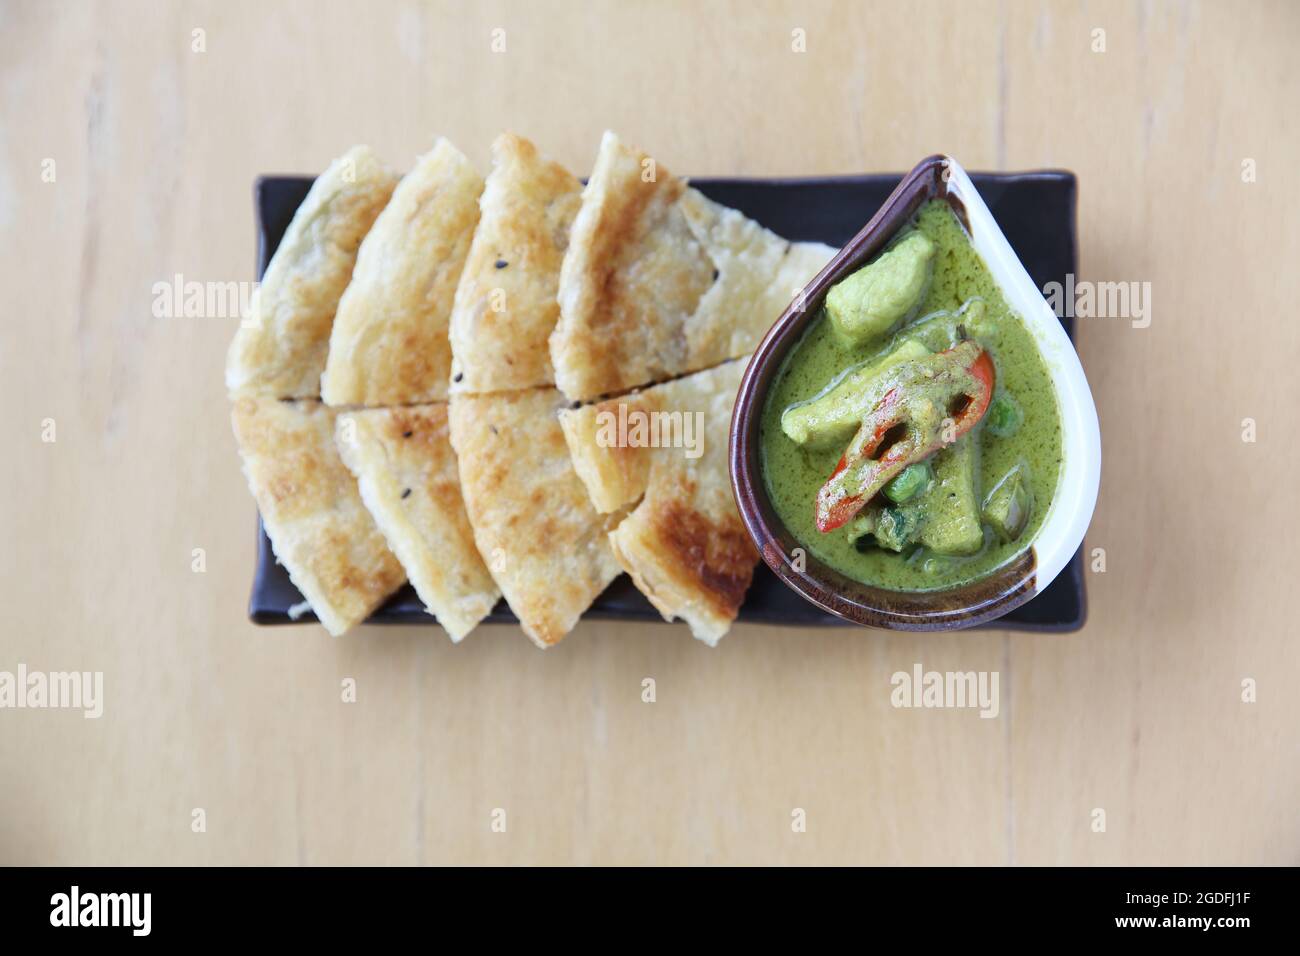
xmin=1 ymin=0 xmax=1296 ymax=865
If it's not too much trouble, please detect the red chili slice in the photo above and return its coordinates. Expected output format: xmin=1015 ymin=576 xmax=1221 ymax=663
xmin=814 ymin=341 xmax=995 ymax=532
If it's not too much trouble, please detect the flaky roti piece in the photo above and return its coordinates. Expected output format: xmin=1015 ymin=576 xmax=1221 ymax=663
xmin=227 ymin=146 xmax=397 ymax=398
xmin=323 ymin=139 xmax=484 ymax=405
xmin=335 ymin=404 xmax=500 ymax=642
xmin=550 ymin=131 xmax=835 ymax=401
xmin=448 ymin=389 xmax=622 ymax=648
xmin=231 ymin=397 xmax=405 ymax=636
xmin=449 ymin=133 xmax=582 ymax=393
xmin=558 ymin=359 xmax=758 ymax=645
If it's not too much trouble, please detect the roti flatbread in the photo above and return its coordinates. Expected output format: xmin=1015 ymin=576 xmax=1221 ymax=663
xmin=322 ymin=139 xmax=483 ymax=405
xmin=231 ymin=397 xmax=405 ymax=635
xmin=227 ymin=146 xmax=397 ymax=398
xmin=449 ymin=133 xmax=582 ymax=393
xmin=448 ymin=389 xmax=622 ymax=648
xmin=558 ymin=359 xmax=757 ymax=645
xmin=335 ymin=404 xmax=500 ymax=642
xmin=550 ymin=130 xmax=835 ymax=401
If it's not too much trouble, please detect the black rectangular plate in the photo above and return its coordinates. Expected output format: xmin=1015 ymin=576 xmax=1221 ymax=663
xmin=248 ymin=171 xmax=1085 ymax=632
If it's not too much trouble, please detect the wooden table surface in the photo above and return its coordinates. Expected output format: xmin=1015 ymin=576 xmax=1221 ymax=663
xmin=2 ymin=0 xmax=1296 ymax=866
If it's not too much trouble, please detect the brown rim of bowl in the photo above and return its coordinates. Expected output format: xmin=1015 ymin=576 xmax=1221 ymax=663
xmin=728 ymin=155 xmax=1038 ymax=631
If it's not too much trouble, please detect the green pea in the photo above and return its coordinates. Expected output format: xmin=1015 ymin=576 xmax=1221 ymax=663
xmin=883 ymin=462 xmax=932 ymax=503
xmin=985 ymin=394 xmax=1023 ymax=438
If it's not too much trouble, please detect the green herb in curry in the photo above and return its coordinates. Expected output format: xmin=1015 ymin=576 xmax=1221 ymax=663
xmin=759 ymin=200 xmax=1063 ymax=592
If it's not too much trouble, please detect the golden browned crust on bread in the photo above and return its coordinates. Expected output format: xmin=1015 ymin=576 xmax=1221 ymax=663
xmin=335 ymin=404 xmax=499 ymax=641
xmin=551 ymin=131 xmax=706 ymax=401
xmin=449 ymin=133 xmax=582 ymax=393
xmin=557 ymin=392 xmax=653 ymax=515
xmin=227 ymin=146 xmax=397 ymax=398
xmin=231 ymin=397 xmax=405 ymax=635
xmin=610 ymin=491 xmax=758 ymax=646
xmin=550 ymin=131 xmax=834 ymax=401
xmin=558 ymin=359 xmax=757 ymax=644
xmin=448 ymin=388 xmax=622 ymax=648
xmin=322 ymin=139 xmax=483 ymax=405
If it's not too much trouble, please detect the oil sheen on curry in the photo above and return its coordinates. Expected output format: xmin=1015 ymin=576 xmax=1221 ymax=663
xmin=760 ymin=200 xmax=1063 ymax=591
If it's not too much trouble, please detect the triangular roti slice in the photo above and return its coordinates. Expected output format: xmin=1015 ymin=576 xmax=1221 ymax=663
xmin=322 ymin=139 xmax=483 ymax=405
xmin=227 ymin=146 xmax=397 ymax=398
xmin=550 ymin=131 xmax=835 ymax=401
xmin=335 ymin=404 xmax=500 ymax=642
xmin=448 ymin=389 xmax=622 ymax=648
xmin=231 ymin=397 xmax=405 ymax=635
xmin=449 ymin=133 xmax=582 ymax=393
xmin=558 ymin=359 xmax=758 ymax=645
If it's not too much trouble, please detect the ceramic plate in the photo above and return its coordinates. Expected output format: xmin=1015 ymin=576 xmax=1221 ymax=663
xmin=247 ymin=170 xmax=1086 ymax=631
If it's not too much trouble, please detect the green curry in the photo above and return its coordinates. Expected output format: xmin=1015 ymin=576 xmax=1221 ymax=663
xmin=760 ymin=200 xmax=1063 ymax=591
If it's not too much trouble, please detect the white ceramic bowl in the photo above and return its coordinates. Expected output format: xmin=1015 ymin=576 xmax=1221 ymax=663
xmin=730 ymin=155 xmax=1101 ymax=629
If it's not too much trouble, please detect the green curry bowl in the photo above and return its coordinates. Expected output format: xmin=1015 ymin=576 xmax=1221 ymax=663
xmin=729 ymin=155 xmax=1101 ymax=630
